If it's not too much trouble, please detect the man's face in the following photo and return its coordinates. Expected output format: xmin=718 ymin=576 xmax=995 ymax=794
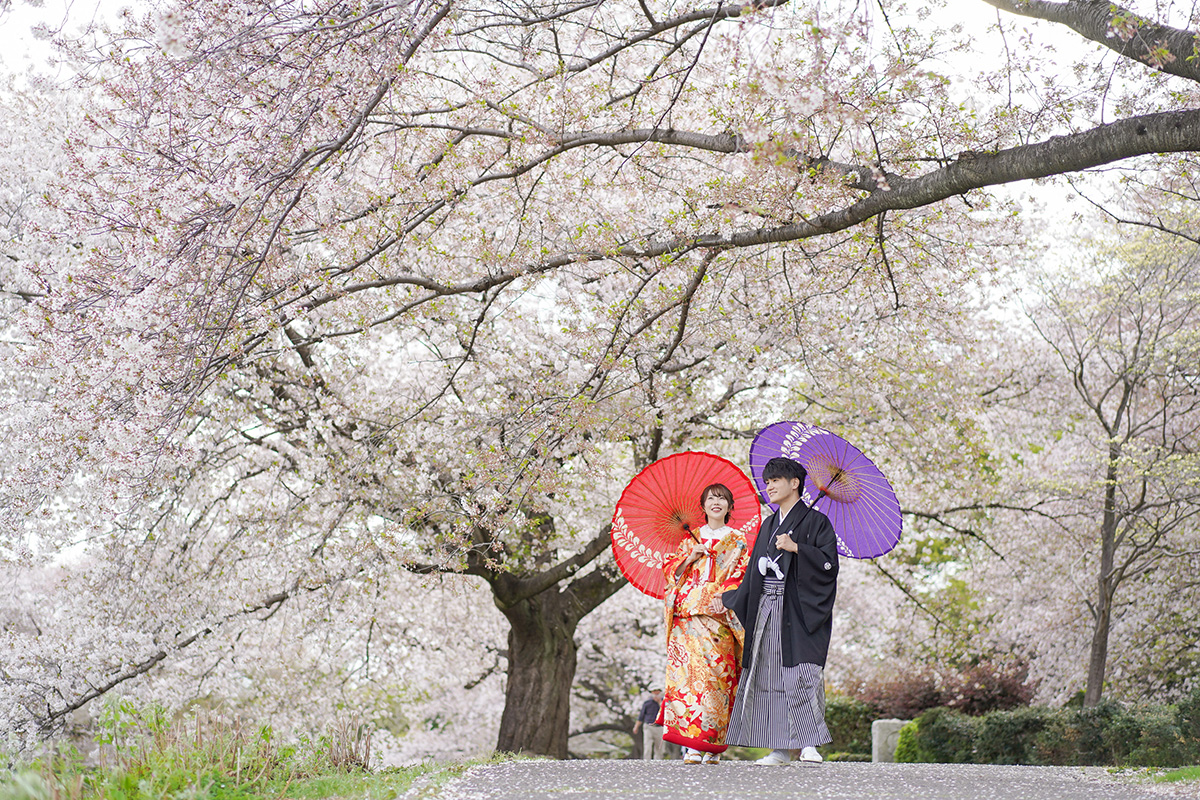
xmin=765 ymin=476 xmax=799 ymax=503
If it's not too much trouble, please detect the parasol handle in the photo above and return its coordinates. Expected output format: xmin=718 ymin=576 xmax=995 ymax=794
xmin=681 ymin=522 xmax=714 ymax=580
xmin=808 ymin=488 xmax=828 ymax=509
xmin=809 ymin=467 xmax=843 ymax=507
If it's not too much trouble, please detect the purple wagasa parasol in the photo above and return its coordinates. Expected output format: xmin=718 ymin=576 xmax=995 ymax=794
xmin=749 ymin=420 xmax=902 ymax=559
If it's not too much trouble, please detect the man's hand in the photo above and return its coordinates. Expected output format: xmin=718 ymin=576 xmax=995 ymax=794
xmin=710 ymin=595 xmax=726 ymax=614
xmin=775 ymin=532 xmax=799 ymax=553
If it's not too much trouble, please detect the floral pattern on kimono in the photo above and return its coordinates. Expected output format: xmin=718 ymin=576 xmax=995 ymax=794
xmin=654 ymin=525 xmax=750 ymax=753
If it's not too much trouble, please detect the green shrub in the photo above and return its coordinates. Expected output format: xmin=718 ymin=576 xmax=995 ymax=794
xmin=1030 ymin=709 xmax=1079 ymax=766
xmin=854 ymin=695 xmax=1200 ymax=768
xmin=986 ymin=700 xmax=1200 ymax=768
xmin=911 ymin=707 xmax=977 ymax=763
xmin=1070 ymin=700 xmax=1133 ymax=766
xmin=1027 ymin=705 xmax=1137 ymax=767
xmin=974 ymin=706 xmax=1055 ymax=765
xmin=1175 ymin=686 xmax=1200 ymax=742
xmin=893 ymin=720 xmax=925 ymax=763
xmin=824 ymin=695 xmax=875 ymax=756
xmin=1125 ymin=707 xmax=1190 ymax=768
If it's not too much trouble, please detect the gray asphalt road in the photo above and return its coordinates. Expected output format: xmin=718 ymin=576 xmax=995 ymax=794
xmin=408 ymin=759 xmax=1198 ymax=800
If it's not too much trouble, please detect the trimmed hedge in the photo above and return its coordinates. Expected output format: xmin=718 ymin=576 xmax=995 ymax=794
xmin=893 ymin=720 xmax=921 ymax=763
xmin=910 ymin=706 xmax=978 ymax=763
xmin=1178 ymin=688 xmax=1200 ymax=741
xmin=830 ymin=658 xmax=1040 ymax=760
xmin=896 ymin=688 xmax=1200 ymax=767
xmin=825 ymin=695 xmax=875 ymax=756
xmin=976 ymin=705 xmax=1049 ymax=765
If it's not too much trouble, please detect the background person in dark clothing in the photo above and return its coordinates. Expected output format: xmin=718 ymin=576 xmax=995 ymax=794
xmin=633 ymin=687 xmax=666 ymax=759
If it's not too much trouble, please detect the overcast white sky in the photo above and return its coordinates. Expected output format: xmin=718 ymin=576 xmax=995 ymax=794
xmin=0 ymin=0 xmax=110 ymax=79
xmin=0 ymin=0 xmax=1065 ymax=80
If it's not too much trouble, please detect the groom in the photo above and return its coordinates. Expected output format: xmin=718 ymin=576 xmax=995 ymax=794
xmin=717 ymin=456 xmax=839 ymax=764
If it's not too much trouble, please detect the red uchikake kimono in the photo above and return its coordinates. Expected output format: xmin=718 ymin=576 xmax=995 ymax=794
xmin=655 ymin=524 xmax=751 ymax=754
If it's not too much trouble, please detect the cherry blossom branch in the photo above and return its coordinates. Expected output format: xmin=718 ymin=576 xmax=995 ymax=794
xmin=581 ymin=272 xmax=655 ymax=400
xmin=599 ymin=110 xmax=1200 ymax=257
xmin=646 ymin=252 xmax=714 ymax=378
xmin=906 ymin=502 xmax=1074 ymax=559
xmin=563 ymin=0 xmax=789 ymax=74
xmin=982 ymin=0 xmax=1200 ymax=81
xmin=1064 ymin=173 xmax=1200 ymax=245
xmin=383 ymin=286 xmax=506 ymax=428
xmin=156 ymin=0 xmax=457 ymax=412
xmin=0 ymin=280 xmax=43 ymax=302
xmin=38 ymin=573 xmax=358 ymax=729
xmin=871 ymin=562 xmax=946 ymax=627
xmin=284 ymin=110 xmax=1200 ymax=336
xmin=491 ymin=524 xmax=614 ymax=609
xmin=564 ymin=560 xmax=628 ymax=619
xmin=460 ymin=645 xmax=506 ymax=691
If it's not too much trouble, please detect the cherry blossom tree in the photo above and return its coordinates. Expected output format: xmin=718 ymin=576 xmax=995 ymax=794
xmin=6 ymin=0 xmax=1200 ymax=758
xmin=21 ymin=0 xmax=1199 ymax=472
xmin=894 ymin=219 xmax=1200 ymax=708
xmin=1022 ymin=233 xmax=1200 ymax=705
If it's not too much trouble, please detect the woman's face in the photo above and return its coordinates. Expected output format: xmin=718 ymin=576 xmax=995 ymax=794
xmin=704 ymin=492 xmax=730 ymax=522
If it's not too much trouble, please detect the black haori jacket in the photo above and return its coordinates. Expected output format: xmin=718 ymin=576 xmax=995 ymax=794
xmin=722 ymin=501 xmax=840 ymax=668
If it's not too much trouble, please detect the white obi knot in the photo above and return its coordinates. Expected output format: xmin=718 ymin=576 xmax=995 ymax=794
xmin=758 ymin=555 xmax=784 ymax=580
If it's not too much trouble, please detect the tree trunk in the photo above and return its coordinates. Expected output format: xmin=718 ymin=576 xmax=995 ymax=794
xmin=1084 ymin=454 xmax=1120 ymax=707
xmin=495 ymin=589 xmax=579 ymax=758
xmin=485 ymin=534 xmax=626 ymax=758
xmin=1083 ymin=587 xmax=1112 ymax=706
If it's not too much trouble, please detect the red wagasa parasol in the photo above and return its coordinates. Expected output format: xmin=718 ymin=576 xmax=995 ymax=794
xmin=611 ymin=452 xmax=761 ymax=598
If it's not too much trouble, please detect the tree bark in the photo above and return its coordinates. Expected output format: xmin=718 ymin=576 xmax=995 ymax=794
xmin=487 ymin=529 xmax=628 ymax=757
xmin=1084 ymin=451 xmax=1121 ymax=706
xmin=982 ymin=0 xmax=1200 ymax=84
xmin=494 ymin=587 xmax=580 ymax=758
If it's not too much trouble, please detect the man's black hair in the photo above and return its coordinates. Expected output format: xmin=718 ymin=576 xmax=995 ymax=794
xmin=762 ymin=456 xmax=807 ymax=485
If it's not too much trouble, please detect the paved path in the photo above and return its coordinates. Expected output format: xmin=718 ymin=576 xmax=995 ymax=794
xmin=409 ymin=759 xmax=1198 ymax=800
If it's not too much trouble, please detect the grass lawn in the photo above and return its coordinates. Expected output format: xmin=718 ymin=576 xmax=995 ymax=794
xmin=0 ymin=703 xmax=517 ymax=800
xmin=1 ymin=751 xmax=514 ymax=800
xmin=1154 ymin=765 xmax=1200 ymax=784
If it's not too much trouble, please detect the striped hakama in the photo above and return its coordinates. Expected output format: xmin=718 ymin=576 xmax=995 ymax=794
xmin=724 ymin=578 xmax=831 ymax=749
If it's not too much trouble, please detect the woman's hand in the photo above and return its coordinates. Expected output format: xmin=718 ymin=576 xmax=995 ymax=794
xmin=675 ymin=541 xmax=711 ymax=578
xmin=709 ymin=596 xmax=726 ymax=614
xmin=775 ymin=532 xmax=799 ymax=553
